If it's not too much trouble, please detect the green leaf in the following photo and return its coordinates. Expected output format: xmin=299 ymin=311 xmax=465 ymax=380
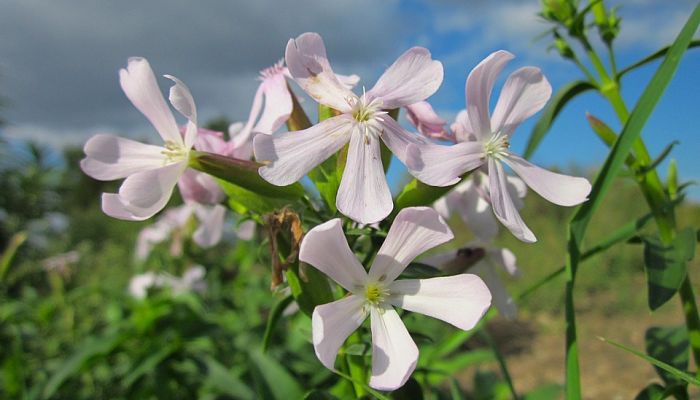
xmin=634 ymin=383 xmax=687 ymax=400
xmin=400 ymin=262 xmax=444 ymax=279
xmin=643 ymin=228 xmax=695 ymax=310
xmin=303 ymin=390 xmax=340 ymax=400
xmin=585 ymin=113 xmax=636 ymax=166
xmin=248 ymin=350 xmax=304 ymax=400
xmin=645 ymin=326 xmax=690 ymax=386
xmin=123 ymin=342 xmax=180 ymax=387
xmin=285 ymin=262 xmax=334 ymax=316
xmin=42 ymin=330 xmax=126 ymax=399
xmin=0 ymin=232 xmax=26 ymax=282
xmin=564 ymin=6 xmax=700 ymax=397
xmin=218 ymin=179 xmax=291 ymax=215
xmin=618 ymin=39 xmax=700 ymax=79
xmin=394 ymin=179 xmax=457 ymax=213
xmin=262 ymin=294 xmax=294 ymax=352
xmin=523 ymin=384 xmax=563 ymax=400
xmin=391 ymin=377 xmax=424 ymax=400
xmin=189 ymin=151 xmax=305 ymax=199
xmin=200 ymin=356 xmax=255 ymax=400
xmin=523 ymin=80 xmax=595 ymax=159
xmin=342 ymin=342 xmax=370 ymax=357
xmin=600 ymin=337 xmax=700 ymax=387
xmin=331 ymin=370 xmax=391 ymax=400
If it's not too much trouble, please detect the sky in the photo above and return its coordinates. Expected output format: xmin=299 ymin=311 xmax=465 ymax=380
xmin=0 ymin=0 xmax=698 ymax=198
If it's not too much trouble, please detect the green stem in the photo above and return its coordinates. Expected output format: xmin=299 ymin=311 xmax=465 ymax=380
xmin=586 ymin=38 xmax=700 ymax=378
xmin=345 ymin=332 xmax=367 ymax=398
xmin=480 ymin=330 xmax=518 ymax=399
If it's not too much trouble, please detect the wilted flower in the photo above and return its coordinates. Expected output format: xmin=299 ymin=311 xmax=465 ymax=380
xmin=407 ymin=50 xmax=591 ymax=242
xmin=80 ymin=57 xmax=200 ymax=221
xmin=300 ymin=207 xmax=491 ymax=390
xmin=255 ymin=32 xmax=441 ymax=224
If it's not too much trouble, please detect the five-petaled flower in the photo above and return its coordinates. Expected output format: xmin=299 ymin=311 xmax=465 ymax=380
xmin=300 ymin=207 xmax=491 ymax=390
xmin=254 ymin=32 xmax=441 ymax=224
xmin=406 ymin=50 xmax=592 ymax=242
xmin=80 ymin=57 xmax=200 ymax=221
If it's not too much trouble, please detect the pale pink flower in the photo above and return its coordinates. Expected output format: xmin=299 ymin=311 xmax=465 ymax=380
xmin=423 ymin=243 xmax=521 ymax=320
xmin=232 ymin=60 xmax=359 ymax=154
xmin=407 ymin=50 xmax=591 ymax=242
xmin=178 ymin=128 xmax=230 ymax=205
xmin=404 ymin=101 xmax=454 ymax=142
xmin=128 ymin=265 xmax=207 ymax=299
xmin=81 ymin=57 xmax=199 ymax=221
xmin=135 ymin=203 xmax=226 ymax=261
xmin=435 ymin=170 xmax=527 ymax=242
xmin=255 ymin=32 xmax=440 ymax=224
xmin=300 ymin=207 xmax=491 ymax=390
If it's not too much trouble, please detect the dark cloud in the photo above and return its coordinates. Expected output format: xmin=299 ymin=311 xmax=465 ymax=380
xmin=0 ymin=0 xmax=410 ymax=142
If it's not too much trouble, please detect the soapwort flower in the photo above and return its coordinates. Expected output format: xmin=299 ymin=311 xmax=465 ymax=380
xmin=232 ymin=60 xmax=359 ymax=155
xmin=435 ymin=171 xmax=527 ymax=242
xmin=300 ymin=207 xmax=491 ymax=390
xmin=407 ymin=51 xmax=591 ymax=242
xmin=255 ymin=32 xmax=441 ymax=224
xmin=81 ymin=57 xmax=200 ymax=221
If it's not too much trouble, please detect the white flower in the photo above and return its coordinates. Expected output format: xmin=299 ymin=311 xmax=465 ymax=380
xmin=300 ymin=207 xmax=491 ymax=390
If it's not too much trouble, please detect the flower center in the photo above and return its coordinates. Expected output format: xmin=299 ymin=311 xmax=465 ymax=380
xmin=483 ymin=132 xmax=510 ymax=159
xmin=162 ymin=140 xmax=189 ymax=164
xmin=348 ymin=88 xmax=386 ymax=123
xmin=363 ymin=282 xmax=389 ymax=307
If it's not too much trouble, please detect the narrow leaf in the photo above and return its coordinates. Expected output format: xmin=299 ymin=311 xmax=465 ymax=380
xmin=618 ymin=39 xmax=700 ymax=79
xmin=394 ymin=179 xmax=457 ymax=213
xmin=600 ymin=337 xmax=700 ymax=387
xmin=262 ymin=294 xmax=294 ymax=352
xmin=645 ymin=326 xmax=690 ymax=386
xmin=248 ymin=350 xmax=304 ymax=400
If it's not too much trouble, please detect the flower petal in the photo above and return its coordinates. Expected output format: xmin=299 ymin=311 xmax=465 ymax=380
xmin=377 ymin=116 xmax=427 ymax=165
xmin=119 ymin=57 xmax=180 ymax=145
xmin=368 ymin=47 xmax=443 ymax=109
xmin=451 ymin=109 xmax=476 ymax=142
xmin=455 ymin=179 xmax=499 ymax=241
xmin=312 ymin=295 xmax=367 ymax=371
xmin=488 ymin=158 xmax=536 ymax=243
xmin=503 ymin=154 xmax=591 ymax=207
xmin=488 ymin=247 xmax=520 ymax=277
xmin=471 ymin=262 xmax=517 ymax=319
xmin=369 ymin=306 xmax=418 ymax=391
xmin=178 ymin=169 xmax=225 ymax=205
xmin=369 ymin=207 xmax=453 ymax=284
xmin=81 ymin=134 xmax=166 ymax=181
xmin=254 ymin=72 xmax=293 ymax=134
xmin=102 ymin=193 xmax=147 ymax=221
xmin=490 ymin=66 xmax=551 ymax=137
xmin=336 ymin=129 xmax=393 ymax=224
xmin=405 ymin=141 xmax=484 ymax=187
xmin=115 ymin=161 xmax=187 ymax=220
xmin=299 ymin=218 xmax=368 ymax=292
xmin=285 ymin=32 xmax=354 ymax=112
xmin=255 ymin=115 xmax=353 ymax=185
xmin=389 ymin=274 xmax=491 ymax=330
xmin=466 ymin=50 xmax=514 ymax=139
xmin=164 ymin=74 xmax=198 ymax=149
xmin=405 ymin=101 xmax=449 ymax=140
xmin=192 ymin=204 xmax=226 ymax=248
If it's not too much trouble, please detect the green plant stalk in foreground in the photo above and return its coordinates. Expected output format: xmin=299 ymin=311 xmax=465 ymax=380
xmin=585 ymin=32 xmax=700 ymax=380
xmin=559 ymin=3 xmax=700 ymax=398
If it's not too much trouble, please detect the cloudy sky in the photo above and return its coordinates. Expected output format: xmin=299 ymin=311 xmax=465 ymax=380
xmin=1 ymin=0 xmax=698 ymax=197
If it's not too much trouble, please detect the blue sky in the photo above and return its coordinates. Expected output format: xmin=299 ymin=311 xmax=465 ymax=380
xmin=0 ymin=0 xmax=698 ymax=198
